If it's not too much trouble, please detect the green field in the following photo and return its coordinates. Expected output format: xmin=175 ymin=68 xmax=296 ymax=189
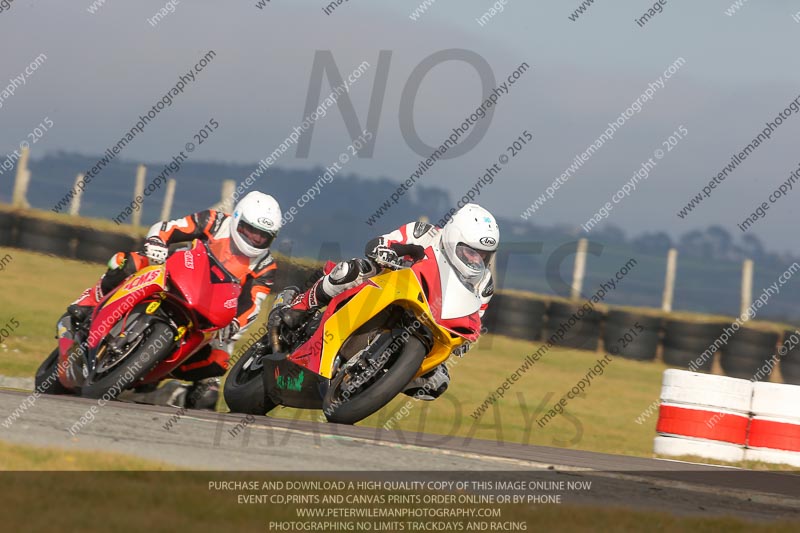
xmin=0 ymin=246 xmax=795 ymax=471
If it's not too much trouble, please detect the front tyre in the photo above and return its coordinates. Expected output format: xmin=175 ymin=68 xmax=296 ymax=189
xmin=34 ymin=348 xmax=71 ymax=395
xmin=323 ymin=334 xmax=426 ymax=425
xmin=81 ymin=322 xmax=174 ymax=400
xmin=224 ymin=342 xmax=277 ymax=415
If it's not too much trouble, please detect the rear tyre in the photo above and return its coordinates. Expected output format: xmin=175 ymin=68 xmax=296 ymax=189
xmin=34 ymin=348 xmax=71 ymax=395
xmin=224 ymin=343 xmax=277 ymax=415
xmin=323 ymin=334 xmax=426 ymax=425
xmin=81 ymin=322 xmax=174 ymax=400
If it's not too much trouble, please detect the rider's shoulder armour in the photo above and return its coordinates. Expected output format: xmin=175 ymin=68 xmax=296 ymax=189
xmin=256 ymin=252 xmax=275 ymax=272
xmin=481 ymin=275 xmax=494 ymax=298
xmin=413 ymin=221 xmax=434 ymax=238
xmin=208 ymin=210 xmax=227 ymax=235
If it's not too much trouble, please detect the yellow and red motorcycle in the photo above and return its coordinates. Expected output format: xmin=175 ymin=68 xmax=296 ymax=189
xmin=223 ymin=245 xmax=483 ymax=424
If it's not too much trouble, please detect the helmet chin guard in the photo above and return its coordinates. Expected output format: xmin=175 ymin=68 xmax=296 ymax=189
xmin=230 ymin=192 xmax=282 ymax=258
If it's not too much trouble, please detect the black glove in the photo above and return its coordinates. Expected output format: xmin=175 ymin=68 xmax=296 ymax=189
xmin=391 ymin=243 xmax=426 ymax=261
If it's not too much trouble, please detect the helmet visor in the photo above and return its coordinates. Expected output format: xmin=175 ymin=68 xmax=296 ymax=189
xmin=455 ymin=243 xmax=486 ymax=276
xmin=237 ymin=220 xmax=276 ymax=250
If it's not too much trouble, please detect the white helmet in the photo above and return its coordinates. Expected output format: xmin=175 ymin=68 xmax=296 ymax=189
xmin=440 ymin=203 xmax=499 ymax=286
xmin=230 ymin=191 xmax=282 ymax=258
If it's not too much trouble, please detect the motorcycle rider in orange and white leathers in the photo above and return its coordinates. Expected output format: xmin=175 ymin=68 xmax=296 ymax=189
xmin=66 ymin=191 xmax=282 ymax=408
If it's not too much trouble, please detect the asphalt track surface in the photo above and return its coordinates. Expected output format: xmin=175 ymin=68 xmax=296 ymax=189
xmin=1 ymin=389 xmax=799 ymax=522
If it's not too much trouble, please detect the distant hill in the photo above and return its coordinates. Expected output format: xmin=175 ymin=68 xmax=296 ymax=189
xmin=10 ymin=152 xmax=800 ymax=324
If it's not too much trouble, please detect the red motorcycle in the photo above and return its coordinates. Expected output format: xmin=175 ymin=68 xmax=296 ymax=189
xmin=35 ymin=240 xmax=240 ymax=399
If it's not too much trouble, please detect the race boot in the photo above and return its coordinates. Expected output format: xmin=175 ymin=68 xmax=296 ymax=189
xmin=281 ymin=259 xmax=377 ymax=330
xmin=185 ymin=377 xmax=221 ymax=410
xmin=67 ymin=281 xmax=104 ymax=324
xmin=281 ymin=279 xmax=329 ymax=330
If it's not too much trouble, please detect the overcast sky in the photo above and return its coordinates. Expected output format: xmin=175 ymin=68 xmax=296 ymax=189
xmin=1 ymin=0 xmax=799 ymax=252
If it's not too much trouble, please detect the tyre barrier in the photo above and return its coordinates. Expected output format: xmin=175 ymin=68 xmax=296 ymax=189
xmin=719 ymin=328 xmax=780 ymax=381
xmin=544 ymin=301 xmax=604 ymax=350
xmin=654 ymin=370 xmax=800 ymax=467
xmin=602 ymin=310 xmax=660 ymax=361
xmin=15 ymin=216 xmax=76 ymax=258
xmin=481 ymin=294 xmax=546 ymax=341
xmin=779 ymin=330 xmax=800 ymax=386
xmin=74 ymin=227 xmax=137 ymax=264
xmin=0 ymin=212 xmax=17 ymax=247
xmin=5 ymin=218 xmax=800 ymax=386
xmin=661 ymin=320 xmax=725 ymax=372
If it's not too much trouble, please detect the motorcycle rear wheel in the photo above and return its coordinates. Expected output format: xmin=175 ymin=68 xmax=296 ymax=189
xmin=323 ymin=334 xmax=426 ymax=425
xmin=81 ymin=322 xmax=173 ymax=400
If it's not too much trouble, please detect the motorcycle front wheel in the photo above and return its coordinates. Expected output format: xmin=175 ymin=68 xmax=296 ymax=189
xmin=34 ymin=348 xmax=71 ymax=395
xmin=323 ymin=333 xmax=426 ymax=425
xmin=81 ymin=322 xmax=174 ymax=400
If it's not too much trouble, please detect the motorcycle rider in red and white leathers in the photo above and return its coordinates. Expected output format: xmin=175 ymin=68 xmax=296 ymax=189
xmin=275 ymin=203 xmax=499 ymax=400
xmin=67 ymin=191 xmax=282 ymax=408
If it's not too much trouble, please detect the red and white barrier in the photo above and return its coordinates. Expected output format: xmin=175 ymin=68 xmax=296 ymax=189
xmin=656 ymin=403 xmax=748 ymax=445
xmin=653 ymin=436 xmax=746 ymax=463
xmin=653 ymin=370 xmax=800 ymax=466
xmin=743 ymin=382 xmax=800 ymax=467
xmin=654 ymin=370 xmax=751 ymax=462
xmin=660 ymin=370 xmax=753 ymax=412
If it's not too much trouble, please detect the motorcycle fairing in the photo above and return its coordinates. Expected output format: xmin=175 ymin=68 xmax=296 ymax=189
xmin=88 ymin=266 xmax=167 ymax=349
xmin=166 ymin=243 xmax=240 ymax=328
